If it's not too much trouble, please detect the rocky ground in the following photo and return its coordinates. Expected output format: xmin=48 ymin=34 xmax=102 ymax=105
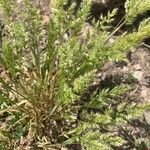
xmin=97 ymin=45 xmax=150 ymax=149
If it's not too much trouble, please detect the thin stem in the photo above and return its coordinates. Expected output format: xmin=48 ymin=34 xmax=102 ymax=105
xmin=104 ymin=20 xmax=126 ymax=44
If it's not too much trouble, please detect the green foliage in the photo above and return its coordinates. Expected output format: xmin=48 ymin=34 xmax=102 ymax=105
xmin=95 ymin=8 xmax=118 ymax=30
xmin=125 ymin=0 xmax=150 ymax=24
xmin=0 ymin=0 xmax=150 ymax=149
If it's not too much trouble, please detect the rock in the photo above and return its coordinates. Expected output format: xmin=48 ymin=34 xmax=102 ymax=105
xmin=144 ymin=111 xmax=150 ymax=125
xmin=133 ymin=64 xmax=141 ymax=71
xmin=133 ymin=71 xmax=143 ymax=81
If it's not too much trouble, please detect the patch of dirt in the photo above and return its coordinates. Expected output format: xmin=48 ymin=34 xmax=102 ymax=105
xmin=129 ymin=47 xmax=150 ymax=102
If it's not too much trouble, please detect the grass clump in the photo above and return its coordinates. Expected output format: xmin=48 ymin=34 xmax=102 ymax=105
xmin=0 ymin=0 xmax=150 ymax=149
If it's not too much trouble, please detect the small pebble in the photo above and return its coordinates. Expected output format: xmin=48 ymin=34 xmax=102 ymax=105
xmin=133 ymin=71 xmax=143 ymax=81
xmin=133 ymin=64 xmax=141 ymax=71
